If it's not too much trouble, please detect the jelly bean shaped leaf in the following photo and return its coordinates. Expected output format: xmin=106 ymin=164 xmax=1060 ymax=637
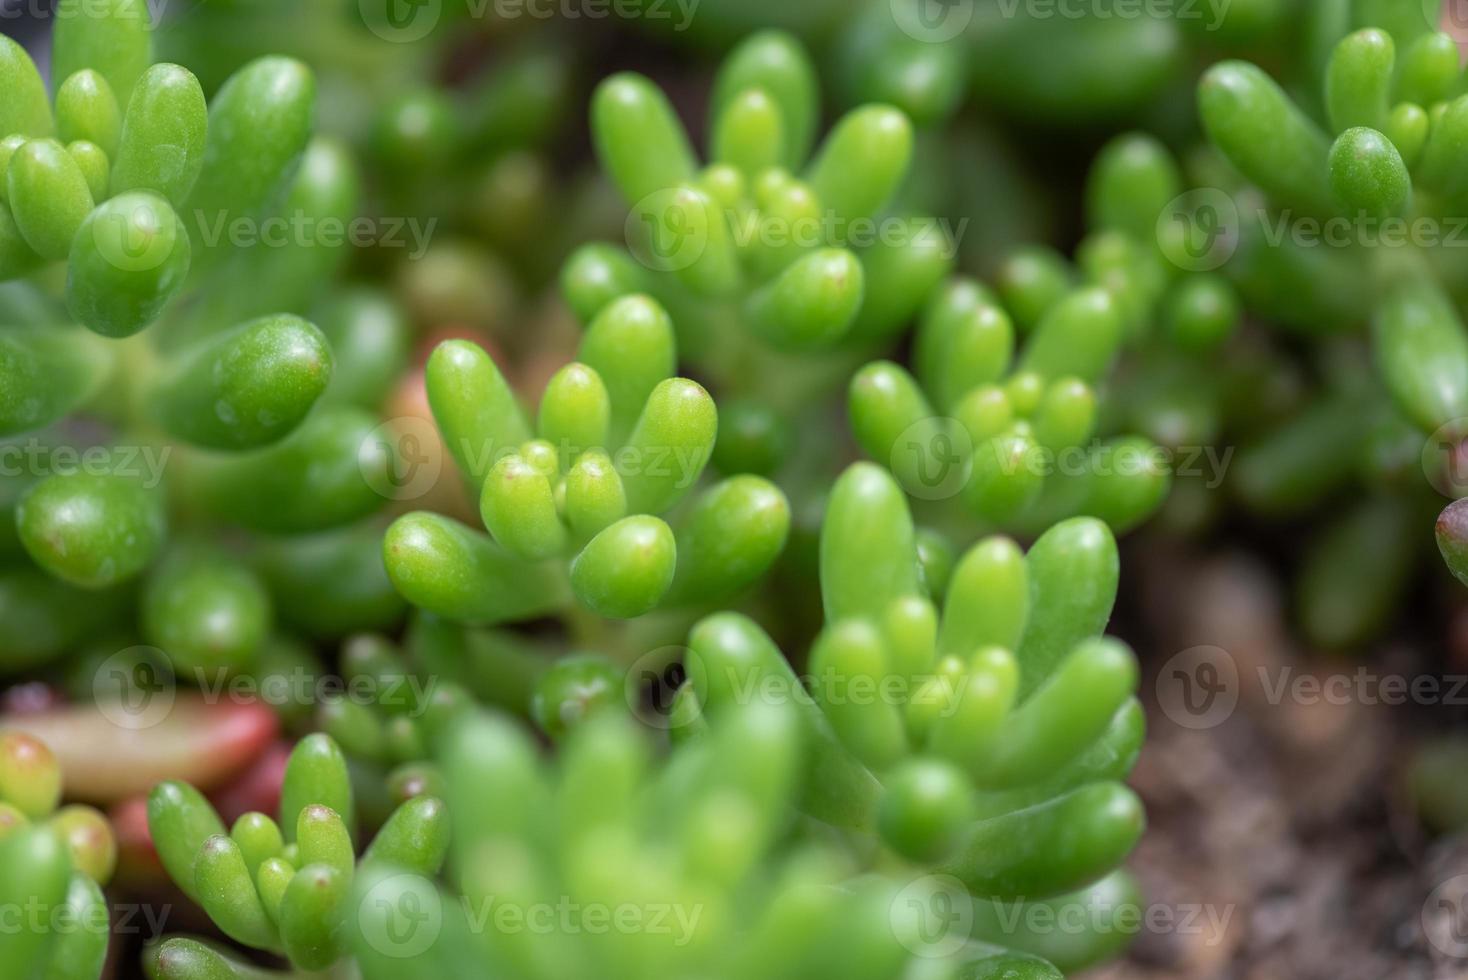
xmin=1325 ymin=29 xmax=1393 ymax=133
xmin=51 ymin=0 xmax=152 ymax=105
xmin=55 ymin=70 xmax=121 ymax=158
xmin=877 ymin=757 xmax=975 ymax=864
xmin=1327 ymin=127 xmax=1409 ymax=218
xmin=804 ymin=104 xmax=912 ymax=226
xmin=1014 ymin=517 xmax=1119 ymax=699
xmin=578 ymin=294 xmax=676 ymax=446
xmin=0 ymin=825 xmax=71 ymax=979
xmin=67 ymin=190 xmax=192 ymax=337
xmin=1372 ymin=273 xmax=1468 ymax=433
xmin=147 ymin=780 xmax=227 ymax=904
xmin=666 ymin=476 xmax=789 ymax=605
xmin=1019 ymin=288 xmax=1124 ymax=385
xmin=569 ymin=515 xmax=676 ymax=619
xmin=0 ymin=36 xmax=53 ymax=138
xmin=745 ymin=247 xmax=865 ymax=351
xmin=808 ymin=619 xmax=907 ymax=770
xmin=619 ymin=378 xmax=717 ymax=515
xmin=16 ymin=469 xmax=166 ymax=589
xmin=278 ymin=863 xmax=348 ymax=970
xmin=480 ymin=454 xmax=567 ymax=561
xmin=1086 ymin=132 xmax=1181 ymax=243
xmin=942 ymin=781 xmax=1144 ymax=900
xmin=186 ymin=57 xmax=314 ymax=269
xmin=425 ymin=339 xmax=530 ymax=490
xmin=7 ymin=138 xmax=95 ymax=261
xmin=711 ymin=31 xmax=818 ymax=170
xmin=591 ymin=73 xmax=698 ymax=205
xmin=560 ymin=243 xmax=650 ymax=325
xmin=142 ymin=545 xmax=271 ymax=675
xmin=1198 ymin=60 xmax=1334 ymax=215
xmin=538 ymin=363 xmax=610 ymax=469
xmin=152 ymin=313 xmax=332 ymax=450
xmin=382 ymin=512 xmax=568 ymax=624
xmin=362 ymin=796 xmax=448 ymax=877
xmin=820 ymin=463 xmax=921 ymax=622
xmin=195 ymin=834 xmax=280 ymax=950
xmin=111 ymin=63 xmax=209 ymax=208
xmin=0 ymin=732 xmax=61 ymax=819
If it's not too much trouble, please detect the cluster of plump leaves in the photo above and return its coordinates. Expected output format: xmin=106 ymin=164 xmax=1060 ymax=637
xmin=384 ymin=311 xmax=789 ymax=623
xmin=1162 ymin=7 xmax=1468 ymax=634
xmin=0 ymin=733 xmax=117 ymax=980
xmin=339 ymin=698 xmax=1124 ymax=980
xmin=848 ymin=272 xmax=1172 ymax=536
xmin=670 ymin=463 xmax=1143 ymax=971
xmin=0 ymin=10 xmax=1177 ymax=980
xmin=0 ymin=1 xmax=418 ymax=683
xmin=561 ymin=32 xmax=952 ymax=430
xmin=145 ymin=733 xmax=448 ymax=977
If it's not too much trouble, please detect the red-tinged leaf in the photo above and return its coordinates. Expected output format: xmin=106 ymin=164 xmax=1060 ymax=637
xmin=6 ymin=696 xmax=277 ymax=803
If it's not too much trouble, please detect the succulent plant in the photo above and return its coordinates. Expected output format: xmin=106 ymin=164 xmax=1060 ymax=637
xmin=0 ymin=732 xmax=114 ymax=980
